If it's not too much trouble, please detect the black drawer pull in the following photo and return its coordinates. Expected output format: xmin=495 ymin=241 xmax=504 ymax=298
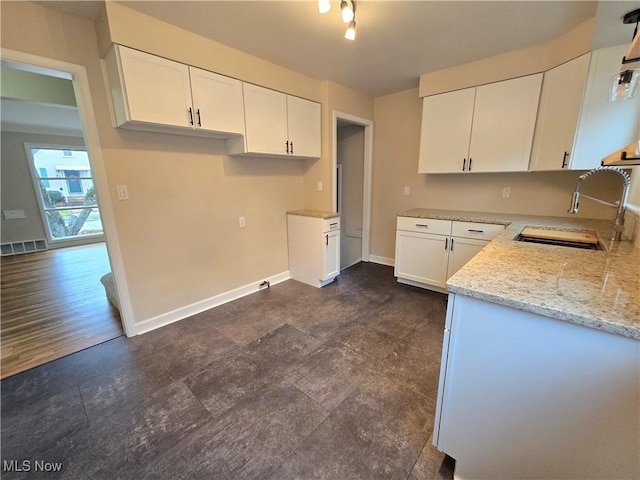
xmin=330 ymin=222 xmax=338 ymax=226
xmin=468 ymin=229 xmax=484 ymax=233
xmin=415 ymin=224 xmax=429 ymax=228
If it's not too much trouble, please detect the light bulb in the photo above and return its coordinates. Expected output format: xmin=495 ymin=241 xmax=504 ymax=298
xmin=610 ymin=70 xmax=639 ymax=102
xmin=318 ymin=0 xmax=331 ymax=14
xmin=341 ymin=0 xmax=354 ymax=23
xmin=345 ymin=20 xmax=356 ymax=40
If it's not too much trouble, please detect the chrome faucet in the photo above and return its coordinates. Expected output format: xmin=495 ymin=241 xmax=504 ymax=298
xmin=568 ymin=166 xmax=631 ymax=241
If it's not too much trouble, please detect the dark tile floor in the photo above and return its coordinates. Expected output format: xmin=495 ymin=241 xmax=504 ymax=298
xmin=1 ymin=262 xmax=451 ymax=479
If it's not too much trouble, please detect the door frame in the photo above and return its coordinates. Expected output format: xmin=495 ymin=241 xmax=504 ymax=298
xmin=1 ymin=48 xmax=136 ymax=337
xmin=332 ymin=111 xmax=373 ymax=262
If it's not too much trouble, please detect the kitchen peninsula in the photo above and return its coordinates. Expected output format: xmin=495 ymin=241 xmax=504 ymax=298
xmin=399 ymin=209 xmax=640 ymax=479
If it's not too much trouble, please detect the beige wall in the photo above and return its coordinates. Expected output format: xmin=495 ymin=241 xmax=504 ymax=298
xmin=0 ymin=131 xmax=85 ymax=244
xmin=337 ymin=125 xmax=365 ymax=269
xmin=419 ymin=18 xmax=594 ymax=97
xmin=1 ymin=1 xmax=306 ymax=323
xmin=371 ymin=88 xmax=627 ymax=261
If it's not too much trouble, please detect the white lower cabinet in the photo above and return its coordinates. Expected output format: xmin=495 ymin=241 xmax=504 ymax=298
xmin=434 ymin=294 xmax=640 ymax=479
xmin=394 ymin=217 xmax=504 ymax=291
xmin=287 ymin=213 xmax=340 ymax=288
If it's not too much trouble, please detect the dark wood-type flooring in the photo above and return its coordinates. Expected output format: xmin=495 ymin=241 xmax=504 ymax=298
xmin=1 ymin=262 xmax=452 ymax=479
xmin=1 ymin=243 xmax=123 ymax=378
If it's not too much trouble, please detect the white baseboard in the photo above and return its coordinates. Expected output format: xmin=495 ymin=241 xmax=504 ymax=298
xmin=369 ymin=255 xmax=395 ymax=267
xmin=134 ymin=271 xmax=291 ymax=335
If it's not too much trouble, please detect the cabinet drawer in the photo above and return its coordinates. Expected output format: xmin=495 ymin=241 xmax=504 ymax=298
xmin=397 ymin=217 xmax=452 ymax=236
xmin=452 ymin=221 xmax=504 ymax=241
xmin=323 ymin=217 xmax=340 ymax=233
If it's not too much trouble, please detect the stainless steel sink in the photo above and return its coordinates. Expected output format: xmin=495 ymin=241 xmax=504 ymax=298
xmin=516 ymin=227 xmax=603 ymax=250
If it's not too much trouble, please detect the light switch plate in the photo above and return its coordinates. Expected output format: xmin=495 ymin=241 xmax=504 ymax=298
xmin=404 ymin=186 xmax=410 ymax=195
xmin=117 ymin=185 xmax=129 ymax=200
xmin=317 ymin=181 xmax=323 ymax=192
xmin=502 ymin=187 xmax=511 ymax=198
xmin=239 ymin=216 xmax=246 ymax=228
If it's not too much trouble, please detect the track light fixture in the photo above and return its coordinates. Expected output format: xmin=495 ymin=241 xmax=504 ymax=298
xmin=319 ymin=0 xmax=358 ymax=41
xmin=318 ymin=0 xmax=331 ymax=14
xmin=340 ymin=0 xmax=354 ymax=23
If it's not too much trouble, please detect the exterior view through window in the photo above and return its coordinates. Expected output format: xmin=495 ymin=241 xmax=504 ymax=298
xmin=28 ymin=147 xmax=104 ymax=241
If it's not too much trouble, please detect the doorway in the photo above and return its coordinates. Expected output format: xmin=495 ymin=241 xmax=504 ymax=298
xmin=0 ymin=51 xmax=133 ymax=376
xmin=332 ymin=111 xmax=373 ymax=269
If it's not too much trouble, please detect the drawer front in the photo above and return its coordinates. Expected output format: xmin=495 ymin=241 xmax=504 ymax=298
xmin=323 ymin=217 xmax=340 ymax=233
xmin=397 ymin=216 xmax=452 ymax=236
xmin=452 ymin=221 xmax=504 ymax=241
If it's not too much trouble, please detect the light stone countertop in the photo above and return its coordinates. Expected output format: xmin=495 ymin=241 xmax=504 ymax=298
xmin=287 ymin=209 xmax=339 ymax=219
xmin=398 ymin=208 xmax=640 ymax=340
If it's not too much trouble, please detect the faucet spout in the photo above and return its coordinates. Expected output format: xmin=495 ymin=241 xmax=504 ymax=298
xmin=567 ymin=166 xmax=631 ymax=242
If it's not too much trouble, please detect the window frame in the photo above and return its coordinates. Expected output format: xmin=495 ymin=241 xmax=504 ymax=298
xmin=24 ymin=143 xmax=105 ymax=246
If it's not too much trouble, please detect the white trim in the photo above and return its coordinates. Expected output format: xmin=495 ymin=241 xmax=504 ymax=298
xmin=135 ymin=271 xmax=291 ymax=335
xmin=1 ymin=48 xmax=136 ymax=337
xmin=369 ymin=255 xmax=395 ymax=267
xmin=332 ymin=111 xmax=373 ymax=262
xmin=627 ymin=201 xmax=640 ymax=216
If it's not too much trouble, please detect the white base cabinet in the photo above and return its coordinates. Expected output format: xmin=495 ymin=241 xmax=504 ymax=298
xmin=434 ymin=294 xmax=640 ymax=479
xmin=394 ymin=217 xmax=504 ymax=291
xmin=287 ymin=214 xmax=340 ymax=288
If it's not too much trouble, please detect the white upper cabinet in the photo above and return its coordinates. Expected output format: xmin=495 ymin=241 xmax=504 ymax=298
xmin=239 ymin=83 xmax=289 ymax=155
xmin=418 ymin=88 xmax=475 ymax=174
xmin=287 ymin=95 xmax=322 ymax=158
xmin=188 ymin=67 xmax=245 ymax=136
xmin=103 ymin=45 xmax=244 ymax=137
xmin=469 ymin=74 xmax=542 ymax=173
xmin=228 ymin=83 xmax=321 ymax=158
xmin=529 ymin=54 xmax=591 ymax=171
xmin=570 ymin=44 xmax=640 ymax=170
xmin=418 ymin=74 xmax=542 ymax=174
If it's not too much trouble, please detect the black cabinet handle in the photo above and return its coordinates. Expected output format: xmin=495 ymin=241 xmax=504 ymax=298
xmin=451 ymin=238 xmax=454 ymax=251
xmin=462 ymin=158 xmax=466 ymax=171
xmin=445 ymin=238 xmax=448 ymax=250
xmin=468 ymin=229 xmax=484 ymax=233
xmin=286 ymin=141 xmax=289 ymax=154
xmin=325 ymin=234 xmax=329 ymax=246
xmin=415 ymin=224 xmax=429 ymax=228
xmin=562 ymin=151 xmax=569 ymax=168
xmin=188 ymin=107 xmax=194 ymax=126
xmin=290 ymin=142 xmax=294 ymax=155
xmin=196 ymin=109 xmax=202 ymax=127
xmin=469 ymin=158 xmax=473 ymax=171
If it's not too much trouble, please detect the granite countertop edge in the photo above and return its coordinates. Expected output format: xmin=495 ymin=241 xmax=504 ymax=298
xmin=287 ymin=209 xmax=340 ymax=219
xmin=398 ymin=208 xmax=640 ymax=341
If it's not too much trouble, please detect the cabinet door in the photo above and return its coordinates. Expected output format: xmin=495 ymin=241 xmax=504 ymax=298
xmin=469 ymin=74 xmax=542 ymax=173
xmin=287 ymin=96 xmax=321 ymax=158
xmin=243 ymin=84 xmax=288 ymax=155
xmin=394 ymin=231 xmax=449 ymax=288
xmin=418 ymin=88 xmax=476 ymax=174
xmin=446 ymin=237 xmax=489 ymax=280
xmin=322 ymin=230 xmax=340 ymax=281
xmin=529 ymin=54 xmax=591 ymax=171
xmin=117 ymin=46 xmax=193 ymax=128
xmin=571 ymin=44 xmax=640 ymax=170
xmin=189 ymin=67 xmax=245 ymax=135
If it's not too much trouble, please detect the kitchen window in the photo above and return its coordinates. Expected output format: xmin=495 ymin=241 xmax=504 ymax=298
xmin=25 ymin=146 xmax=104 ymax=242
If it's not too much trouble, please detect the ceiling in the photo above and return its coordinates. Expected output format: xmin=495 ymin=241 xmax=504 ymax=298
xmin=2 ymin=2 xmax=635 ymax=145
xmin=22 ymin=1 xmax=640 ymax=97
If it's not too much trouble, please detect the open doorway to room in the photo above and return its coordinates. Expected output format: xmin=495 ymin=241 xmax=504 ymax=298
xmin=0 ymin=60 xmax=125 ymax=378
xmin=333 ymin=112 xmax=373 ymax=270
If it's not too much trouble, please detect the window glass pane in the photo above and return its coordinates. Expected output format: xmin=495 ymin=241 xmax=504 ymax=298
xmin=38 ymin=168 xmax=50 ymax=187
xmin=45 ymin=207 xmax=103 ymax=240
xmin=31 ymin=148 xmax=90 ymax=173
xmin=36 ymin=179 xmax=98 ymax=208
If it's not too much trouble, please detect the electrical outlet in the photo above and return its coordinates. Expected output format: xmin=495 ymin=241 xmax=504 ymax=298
xmin=502 ymin=187 xmax=511 ymax=198
xmin=317 ymin=181 xmax=323 ymax=191
xmin=404 ymin=186 xmax=410 ymax=195
xmin=117 ymin=185 xmax=129 ymax=200
xmin=239 ymin=216 xmax=246 ymax=228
